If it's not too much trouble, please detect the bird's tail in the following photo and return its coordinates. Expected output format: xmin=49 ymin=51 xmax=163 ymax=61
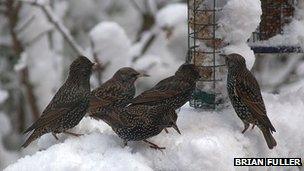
xmin=261 ymin=127 xmax=277 ymax=149
xmin=21 ymin=130 xmax=40 ymax=148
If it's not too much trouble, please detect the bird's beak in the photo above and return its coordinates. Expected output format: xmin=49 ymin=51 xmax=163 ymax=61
xmin=137 ymin=73 xmax=150 ymax=77
xmin=172 ymin=123 xmax=181 ymax=135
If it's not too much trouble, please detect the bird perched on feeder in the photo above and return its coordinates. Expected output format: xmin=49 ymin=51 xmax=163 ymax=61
xmin=130 ymin=63 xmax=200 ymax=110
xmin=22 ymin=56 xmax=95 ymax=148
xmin=101 ymin=104 xmax=181 ymax=150
xmin=223 ymin=53 xmax=277 ymax=149
xmin=89 ymin=67 xmax=149 ymax=119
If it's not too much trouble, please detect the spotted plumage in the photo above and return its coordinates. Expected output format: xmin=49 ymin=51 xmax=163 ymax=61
xmin=89 ymin=67 xmax=148 ymax=119
xmin=102 ymin=105 xmax=180 ymax=149
xmin=224 ymin=53 xmax=277 ymax=149
xmin=22 ymin=56 xmax=94 ymax=148
xmin=130 ymin=64 xmax=200 ymax=110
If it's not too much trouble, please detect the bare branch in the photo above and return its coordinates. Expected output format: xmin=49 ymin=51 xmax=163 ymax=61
xmin=129 ymin=0 xmax=144 ymax=14
xmin=15 ymin=14 xmax=36 ymax=33
xmin=132 ymin=33 xmax=156 ymax=62
xmin=131 ymin=0 xmax=156 ymax=42
xmin=19 ymin=0 xmax=85 ymax=56
xmin=4 ymin=0 xmax=40 ymax=130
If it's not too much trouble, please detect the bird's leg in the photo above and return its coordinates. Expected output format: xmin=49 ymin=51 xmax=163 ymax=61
xmin=164 ymin=128 xmax=169 ymax=134
xmin=52 ymin=133 xmax=59 ymax=140
xmin=241 ymin=122 xmax=250 ymax=134
xmin=123 ymin=140 xmax=128 ymax=147
xmin=63 ymin=131 xmax=83 ymax=137
xmin=143 ymin=140 xmax=166 ymax=150
xmin=251 ymin=124 xmax=255 ymax=130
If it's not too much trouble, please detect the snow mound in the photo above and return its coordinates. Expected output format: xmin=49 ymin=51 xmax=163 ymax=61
xmin=89 ymin=22 xmax=131 ymax=56
xmin=89 ymin=21 xmax=132 ymax=80
xmin=156 ymin=3 xmax=187 ymax=28
xmin=218 ymin=0 xmax=262 ymax=69
xmin=5 ymin=89 xmax=304 ymax=171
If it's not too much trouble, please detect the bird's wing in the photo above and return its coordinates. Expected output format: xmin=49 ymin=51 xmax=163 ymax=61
xmin=124 ymin=105 xmax=154 ymax=125
xmin=24 ymin=99 xmax=84 ymax=133
xmin=131 ymin=77 xmax=190 ymax=105
xmin=235 ymin=71 xmax=276 ymax=132
xmin=90 ymin=80 xmax=128 ymax=111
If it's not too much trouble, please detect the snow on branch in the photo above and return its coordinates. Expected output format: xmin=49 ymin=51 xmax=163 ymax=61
xmin=19 ymin=0 xmax=85 ymax=56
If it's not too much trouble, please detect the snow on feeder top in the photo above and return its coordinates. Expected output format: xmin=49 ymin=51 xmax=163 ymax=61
xmin=250 ymin=0 xmax=303 ymax=53
xmin=187 ymin=0 xmax=226 ymax=109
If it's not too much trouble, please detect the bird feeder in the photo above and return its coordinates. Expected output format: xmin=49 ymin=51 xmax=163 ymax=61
xmin=186 ymin=0 xmax=226 ymax=109
xmin=250 ymin=0 xmax=303 ymax=53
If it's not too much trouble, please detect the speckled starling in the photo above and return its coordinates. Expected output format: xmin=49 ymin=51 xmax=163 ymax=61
xmin=89 ymin=67 xmax=148 ymax=119
xmin=224 ymin=53 xmax=277 ymax=149
xmin=130 ymin=63 xmax=200 ymax=110
xmin=101 ymin=105 xmax=180 ymax=149
xmin=22 ymin=56 xmax=95 ymax=148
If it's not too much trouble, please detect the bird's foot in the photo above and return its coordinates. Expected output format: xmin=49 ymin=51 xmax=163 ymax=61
xmin=123 ymin=140 xmax=128 ymax=147
xmin=63 ymin=131 xmax=83 ymax=137
xmin=143 ymin=140 xmax=166 ymax=150
xmin=164 ymin=128 xmax=169 ymax=134
xmin=52 ymin=133 xmax=59 ymax=140
xmin=241 ymin=123 xmax=250 ymax=134
xmin=149 ymin=145 xmax=166 ymax=150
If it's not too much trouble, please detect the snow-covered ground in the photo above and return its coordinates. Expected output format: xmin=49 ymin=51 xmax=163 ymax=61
xmin=5 ymin=87 xmax=304 ymax=171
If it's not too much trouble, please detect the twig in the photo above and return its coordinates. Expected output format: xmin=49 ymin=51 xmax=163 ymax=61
xmin=90 ymin=39 xmax=108 ymax=85
xmin=129 ymin=0 xmax=155 ymax=41
xmin=15 ymin=14 xmax=36 ymax=33
xmin=132 ymin=33 xmax=156 ymax=62
xmin=20 ymin=67 xmax=40 ymax=120
xmin=19 ymin=0 xmax=85 ymax=56
xmin=129 ymin=0 xmax=144 ymax=14
xmin=23 ymin=29 xmax=49 ymax=46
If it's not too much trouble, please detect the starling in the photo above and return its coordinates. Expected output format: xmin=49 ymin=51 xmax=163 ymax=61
xmin=89 ymin=67 xmax=148 ymax=119
xmin=130 ymin=63 xmax=200 ymax=110
xmin=224 ymin=53 xmax=277 ymax=149
xmin=101 ymin=105 xmax=181 ymax=149
xmin=22 ymin=56 xmax=95 ymax=148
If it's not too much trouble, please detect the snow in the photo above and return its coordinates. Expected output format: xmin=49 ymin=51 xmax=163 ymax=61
xmin=14 ymin=52 xmax=28 ymax=72
xmin=132 ymin=54 xmax=181 ymax=92
xmin=0 ymin=113 xmax=18 ymax=170
xmin=223 ymin=43 xmax=256 ymax=69
xmin=156 ymin=3 xmax=187 ymax=28
xmin=6 ymin=87 xmax=304 ymax=171
xmin=0 ymin=89 xmax=8 ymax=104
xmin=17 ymin=4 xmax=64 ymax=110
xmin=89 ymin=21 xmax=132 ymax=80
xmin=218 ymin=0 xmax=262 ymax=69
xmin=251 ymin=19 xmax=304 ymax=49
xmin=156 ymin=3 xmax=188 ymax=61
